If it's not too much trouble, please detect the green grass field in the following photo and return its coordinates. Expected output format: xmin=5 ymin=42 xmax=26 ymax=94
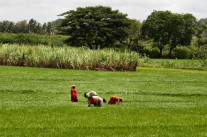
xmin=139 ymin=59 xmax=207 ymax=70
xmin=0 ymin=65 xmax=207 ymax=136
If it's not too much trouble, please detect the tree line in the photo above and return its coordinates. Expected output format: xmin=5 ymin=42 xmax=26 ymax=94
xmin=57 ymin=6 xmax=207 ymax=58
xmin=0 ymin=6 xmax=207 ymax=59
xmin=0 ymin=19 xmax=60 ymax=34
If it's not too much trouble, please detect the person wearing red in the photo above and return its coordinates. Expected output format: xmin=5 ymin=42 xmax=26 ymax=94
xmin=108 ymin=96 xmax=123 ymax=104
xmin=71 ymin=85 xmax=78 ymax=102
xmin=84 ymin=91 xmax=98 ymax=103
xmin=88 ymin=96 xmax=106 ymax=107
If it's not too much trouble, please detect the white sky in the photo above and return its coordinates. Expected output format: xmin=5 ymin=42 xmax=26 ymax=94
xmin=0 ymin=0 xmax=207 ymax=23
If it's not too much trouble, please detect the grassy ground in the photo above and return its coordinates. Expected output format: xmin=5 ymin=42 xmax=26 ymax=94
xmin=139 ymin=58 xmax=207 ymax=70
xmin=0 ymin=65 xmax=207 ymax=137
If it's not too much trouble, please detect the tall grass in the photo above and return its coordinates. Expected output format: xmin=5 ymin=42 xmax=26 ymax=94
xmin=0 ymin=44 xmax=140 ymax=71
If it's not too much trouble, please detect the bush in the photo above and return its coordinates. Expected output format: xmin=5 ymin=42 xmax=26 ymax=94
xmin=172 ymin=46 xmax=194 ymax=59
xmin=0 ymin=33 xmax=15 ymax=43
xmin=130 ymin=41 xmax=160 ymax=58
xmin=143 ymin=47 xmax=160 ymax=58
xmin=130 ymin=41 xmax=144 ymax=53
xmin=14 ymin=34 xmax=49 ymax=45
xmin=0 ymin=33 xmax=67 ymax=46
xmin=198 ymin=37 xmax=207 ymax=46
xmin=197 ymin=45 xmax=207 ymax=59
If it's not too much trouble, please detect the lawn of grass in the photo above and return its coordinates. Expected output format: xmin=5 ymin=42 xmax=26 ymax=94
xmin=139 ymin=58 xmax=207 ymax=70
xmin=0 ymin=65 xmax=207 ymax=136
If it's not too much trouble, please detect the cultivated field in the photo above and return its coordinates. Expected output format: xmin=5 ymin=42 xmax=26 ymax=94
xmin=0 ymin=65 xmax=207 ymax=136
xmin=0 ymin=44 xmax=139 ymax=71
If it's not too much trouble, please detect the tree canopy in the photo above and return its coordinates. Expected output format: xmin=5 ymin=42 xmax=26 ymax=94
xmin=141 ymin=10 xmax=197 ymax=57
xmin=0 ymin=19 xmax=58 ymax=34
xmin=58 ymin=6 xmax=130 ymax=49
xmin=127 ymin=19 xmax=142 ymax=49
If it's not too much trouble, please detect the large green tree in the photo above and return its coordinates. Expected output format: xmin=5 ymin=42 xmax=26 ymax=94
xmin=58 ymin=6 xmax=130 ymax=49
xmin=196 ymin=23 xmax=207 ymax=48
xmin=168 ymin=13 xmax=197 ymax=57
xmin=0 ymin=20 xmax=15 ymax=33
xmin=141 ymin=10 xmax=196 ymax=57
xmin=127 ymin=19 xmax=142 ymax=49
xmin=15 ymin=20 xmax=28 ymax=33
xmin=197 ymin=18 xmax=207 ymax=36
xmin=28 ymin=19 xmax=38 ymax=33
xmin=141 ymin=11 xmax=172 ymax=57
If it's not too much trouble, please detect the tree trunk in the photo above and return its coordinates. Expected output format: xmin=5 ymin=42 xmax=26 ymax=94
xmin=169 ymin=50 xmax=171 ymax=58
xmin=100 ymin=44 xmax=104 ymax=49
xmin=168 ymin=47 xmax=173 ymax=58
xmin=128 ymin=39 xmax=136 ymax=49
xmin=88 ymin=44 xmax=93 ymax=50
xmin=95 ymin=43 xmax=98 ymax=50
xmin=159 ymin=48 xmax=163 ymax=58
xmin=128 ymin=39 xmax=132 ymax=49
xmin=197 ymin=38 xmax=201 ymax=49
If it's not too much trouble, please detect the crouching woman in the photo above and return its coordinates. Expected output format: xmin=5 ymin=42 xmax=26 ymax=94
xmin=88 ymin=96 xmax=106 ymax=107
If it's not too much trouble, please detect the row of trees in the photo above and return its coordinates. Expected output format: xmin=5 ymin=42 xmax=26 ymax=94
xmin=58 ymin=6 xmax=207 ymax=57
xmin=0 ymin=19 xmax=60 ymax=34
xmin=1 ymin=6 xmax=207 ymax=58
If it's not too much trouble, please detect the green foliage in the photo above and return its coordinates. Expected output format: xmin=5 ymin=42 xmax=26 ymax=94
xmin=0 ymin=66 xmax=207 ymax=136
xmin=127 ymin=19 xmax=142 ymax=49
xmin=0 ymin=19 xmax=59 ymax=34
xmin=197 ymin=45 xmax=207 ymax=59
xmin=58 ymin=6 xmax=130 ymax=49
xmin=131 ymin=41 xmax=160 ymax=58
xmin=0 ymin=44 xmax=140 ymax=71
xmin=171 ymin=44 xmax=207 ymax=62
xmin=141 ymin=10 xmax=197 ymax=57
xmin=198 ymin=37 xmax=207 ymax=46
xmin=196 ymin=45 xmax=207 ymax=67
xmin=141 ymin=10 xmax=172 ymax=57
xmin=0 ymin=33 xmax=15 ymax=43
xmin=0 ymin=20 xmax=15 ymax=33
xmin=143 ymin=47 xmax=160 ymax=58
xmin=130 ymin=41 xmax=145 ymax=53
xmin=172 ymin=46 xmax=194 ymax=59
xmin=197 ymin=18 xmax=207 ymax=36
xmin=0 ymin=33 xmax=66 ymax=46
xmin=196 ymin=23 xmax=207 ymax=48
xmin=15 ymin=20 xmax=28 ymax=33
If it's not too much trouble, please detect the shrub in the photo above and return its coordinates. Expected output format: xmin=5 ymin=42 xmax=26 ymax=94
xmin=197 ymin=45 xmax=207 ymax=59
xmin=172 ymin=46 xmax=194 ymax=59
xmin=0 ymin=33 xmax=15 ymax=43
xmin=130 ymin=41 xmax=160 ymax=58
xmin=130 ymin=41 xmax=145 ymax=54
xmin=0 ymin=33 xmax=67 ymax=46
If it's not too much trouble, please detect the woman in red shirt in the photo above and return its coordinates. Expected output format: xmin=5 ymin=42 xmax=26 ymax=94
xmin=108 ymin=96 xmax=123 ymax=104
xmin=71 ymin=85 xmax=78 ymax=102
xmin=88 ymin=96 xmax=106 ymax=107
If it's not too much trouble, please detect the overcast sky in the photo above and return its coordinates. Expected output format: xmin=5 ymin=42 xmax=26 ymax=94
xmin=0 ymin=0 xmax=207 ymax=23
